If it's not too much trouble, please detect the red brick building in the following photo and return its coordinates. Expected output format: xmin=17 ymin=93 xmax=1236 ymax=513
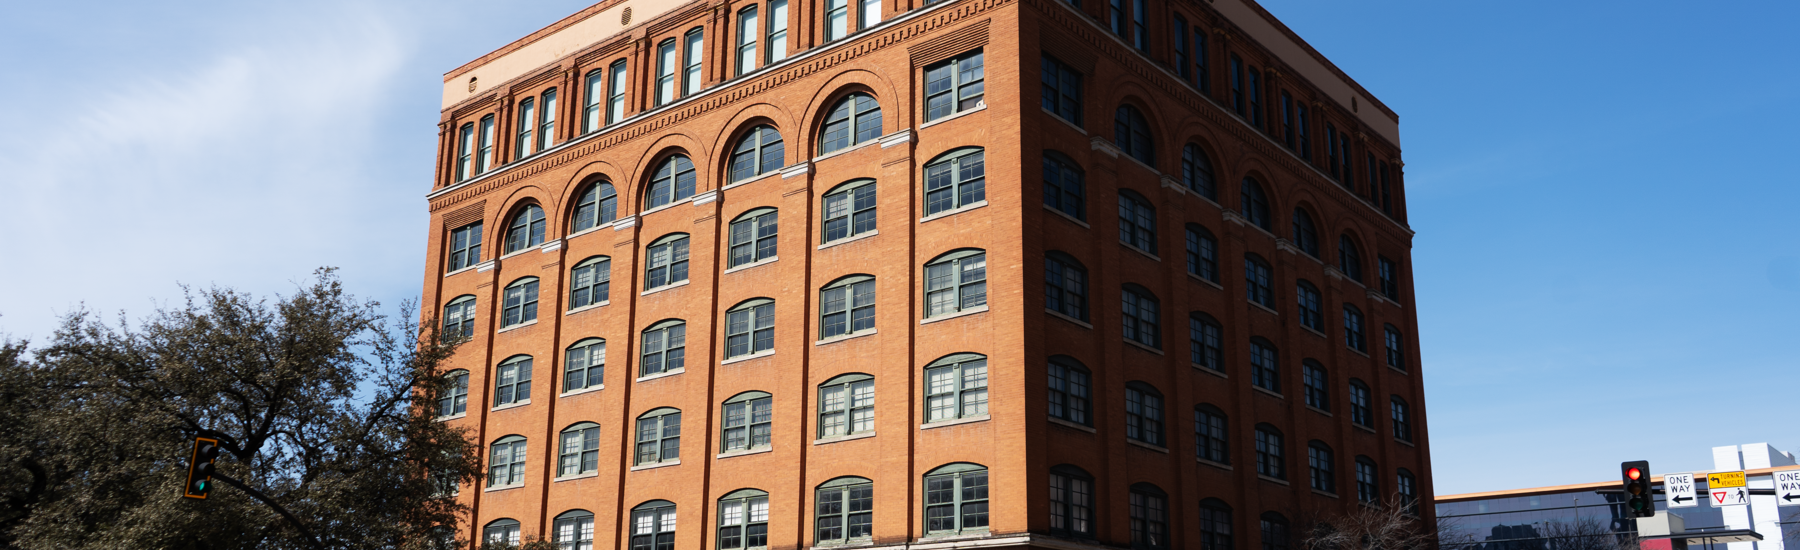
xmin=420 ymin=0 xmax=1429 ymax=547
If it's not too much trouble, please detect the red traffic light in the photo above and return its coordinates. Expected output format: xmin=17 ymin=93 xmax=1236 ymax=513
xmin=1627 ymin=467 xmax=1642 ymax=481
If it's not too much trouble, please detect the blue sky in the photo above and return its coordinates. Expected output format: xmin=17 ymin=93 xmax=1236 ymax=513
xmin=0 ymin=0 xmax=1795 ymax=496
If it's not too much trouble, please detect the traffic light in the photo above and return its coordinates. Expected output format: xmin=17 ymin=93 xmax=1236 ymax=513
xmin=183 ymin=437 xmax=222 ymax=499
xmin=1621 ymin=460 xmax=1653 ymax=518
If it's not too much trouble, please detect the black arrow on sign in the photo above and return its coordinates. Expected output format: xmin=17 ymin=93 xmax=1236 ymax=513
xmin=1784 ymin=494 xmax=1800 ymax=503
xmin=1673 ymin=495 xmax=1694 ymax=504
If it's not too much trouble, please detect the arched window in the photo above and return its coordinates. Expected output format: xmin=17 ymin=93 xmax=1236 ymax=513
xmin=630 ymin=500 xmax=678 ymax=549
xmin=634 ymin=408 xmax=681 ymax=465
xmin=1291 ymin=208 xmax=1318 ymax=257
xmin=487 ymin=435 xmax=527 ymax=487
xmin=1043 ymin=151 xmax=1085 ymax=220
xmin=728 ymin=208 xmax=779 ymax=268
xmin=1302 ymin=360 xmax=1328 ymax=411
xmin=1296 ymin=280 xmax=1322 ymax=332
xmin=816 ymin=477 xmax=874 ymax=543
xmin=725 ymin=299 xmax=775 ymax=359
xmin=822 ymin=179 xmax=876 ymax=243
xmin=1343 ymin=304 xmax=1366 ymax=352
xmin=1129 ymin=483 xmax=1169 ymax=549
xmin=1118 ymin=189 xmax=1156 ymax=253
xmin=1391 ymin=396 xmax=1413 ymax=442
xmin=1047 ymin=356 xmax=1090 ymax=425
xmin=554 ymin=509 xmax=594 ymax=549
xmin=1338 ymin=234 xmax=1362 ymax=282
xmin=1244 ymin=253 xmax=1273 ymax=308
xmin=494 ymin=355 xmax=533 ymax=407
xmin=1199 ymin=499 xmax=1233 ymax=549
xmin=1398 ymin=468 xmax=1419 ymax=515
xmin=1182 ymin=144 xmax=1216 ymax=199
xmin=502 ymin=277 xmax=540 ymax=328
xmin=640 ymin=320 xmax=687 ymax=377
xmin=1260 ymin=512 xmax=1291 ymax=550
xmin=1349 ymin=379 xmax=1372 ymax=428
xmin=1249 ymin=338 xmax=1278 ymax=393
xmin=1385 ymin=324 xmax=1406 ymax=371
xmin=485 ymin=518 xmax=522 ymax=546
xmin=438 ymin=370 xmax=469 ymax=418
xmin=1194 ymin=404 xmax=1228 ymax=464
xmin=1113 ymin=105 xmax=1154 ymax=165
xmin=1308 ymin=441 xmax=1335 ymax=494
xmin=923 ymin=148 xmax=986 ymax=216
xmin=924 ymin=249 xmax=987 ymax=318
xmin=1254 ymin=424 xmax=1285 ymax=480
xmin=1049 ymin=465 xmax=1093 ymax=537
xmin=820 ymin=275 xmax=876 ymax=339
xmin=571 ymin=181 xmax=618 ymax=232
xmin=924 ymin=51 xmax=986 ymax=122
xmin=1189 ymin=313 xmax=1222 ymax=371
xmin=1186 ymin=225 xmax=1219 ymax=282
xmin=925 ymin=353 xmax=988 ymax=422
xmin=818 ymin=373 xmax=874 ymax=438
xmin=1355 ymin=456 xmax=1379 ymax=504
xmin=505 ymin=204 xmax=547 ymax=253
xmin=564 ymin=338 xmax=605 ymax=393
xmin=1122 ymin=285 xmax=1160 ymax=348
xmin=820 ymin=93 xmax=881 ymax=154
xmin=644 ymin=233 xmax=691 ymax=290
xmin=718 ymin=489 xmax=769 ymax=550
xmin=924 ymin=463 xmax=990 ymax=535
xmin=558 ymin=422 xmax=601 ymax=477
xmin=456 ymin=122 xmax=476 ymax=181
xmin=515 ymin=97 xmax=537 ymax=158
xmin=1046 ymin=252 xmax=1088 ymax=322
xmin=721 ymin=392 xmax=772 ymax=453
xmin=570 ymin=256 xmax=611 ymax=310
xmin=730 ymin=125 xmax=785 ymax=183
xmin=646 ymin=154 xmax=697 ymax=210
xmin=448 ymin=222 xmax=483 ymax=272
xmin=1125 ymin=382 xmax=1165 ymax=446
xmin=443 ymin=295 xmax=477 ymax=340
xmin=1240 ymin=178 xmax=1271 ymax=231
xmin=1042 ymin=55 xmax=1083 ymax=125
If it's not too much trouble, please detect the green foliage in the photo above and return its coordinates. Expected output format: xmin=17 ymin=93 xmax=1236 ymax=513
xmin=0 ymin=269 xmax=481 ymax=550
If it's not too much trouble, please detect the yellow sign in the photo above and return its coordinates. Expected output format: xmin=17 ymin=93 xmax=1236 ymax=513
xmin=1709 ymin=471 xmax=1747 ymax=489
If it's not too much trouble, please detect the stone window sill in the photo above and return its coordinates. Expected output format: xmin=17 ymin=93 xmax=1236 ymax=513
xmin=717 ymin=447 xmax=773 ymax=459
xmin=1252 ymin=386 xmax=1284 ymax=400
xmin=722 ymin=350 xmax=775 ymax=365
xmin=819 ymin=230 xmax=879 ymax=250
xmin=483 ymin=484 xmax=524 ymax=493
xmin=919 ymin=103 xmax=987 ymax=129
xmin=566 ymin=301 xmax=610 ymax=316
xmin=812 ymin=137 xmax=881 ymax=163
xmin=1198 ymin=458 xmax=1232 ymax=471
xmin=1388 ymin=365 xmax=1410 ymax=376
xmin=813 ymin=432 xmax=876 ymax=446
xmin=641 ymin=279 xmax=691 ymax=296
xmin=1042 ymin=108 xmax=1086 ymax=135
xmin=1126 ymin=439 xmax=1170 ymax=454
xmin=499 ymin=246 xmax=540 ymax=261
xmin=1301 ymin=325 xmax=1327 ymax=339
xmin=1049 ymin=417 xmax=1095 ymax=433
xmin=1043 ymin=204 xmax=1090 ymax=228
xmin=566 ymin=220 xmax=618 ymax=241
xmin=636 ymin=196 xmax=697 ymax=219
xmin=1307 ymin=405 xmax=1332 ymax=417
xmin=1313 ymin=489 xmax=1340 ymax=499
xmin=496 ymin=319 xmax=538 ymax=334
xmin=1249 ymin=301 xmax=1280 ymax=316
xmin=817 ymin=329 xmax=877 ymax=346
xmin=1194 ymin=364 xmax=1228 ymax=378
xmin=1121 ymin=243 xmax=1160 ymax=262
xmin=562 ymin=384 xmax=605 ymax=398
xmin=921 ymin=305 xmax=988 ymax=325
xmin=554 ymin=471 xmax=600 ymax=483
xmin=724 ymin=256 xmax=778 ymax=275
xmin=1123 ymin=339 xmax=1164 ymax=355
xmin=1259 ymin=475 xmax=1290 ymax=486
xmin=723 ymin=170 xmax=782 ymax=191
xmin=1189 ymin=272 xmax=1224 ymax=290
xmin=919 ymin=200 xmax=988 ymax=224
xmin=630 ymin=459 xmax=681 ymax=472
xmin=444 ymin=265 xmax=477 ymax=278
xmin=1397 ymin=438 xmax=1416 ymax=448
xmin=636 ymin=369 xmax=685 ymax=382
xmin=921 ymin=414 xmax=989 ymax=430
xmin=1354 ymin=423 xmax=1377 ymax=434
xmin=492 ymin=400 xmax=531 ymax=412
xmin=436 ymin=413 xmax=468 ymax=422
xmin=1348 ymin=347 xmax=1370 ymax=358
xmin=1045 ymin=309 xmax=1092 ymax=329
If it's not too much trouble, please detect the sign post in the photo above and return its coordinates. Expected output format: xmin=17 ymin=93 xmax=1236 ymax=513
xmin=1709 ymin=470 xmax=1749 ymax=508
xmin=1664 ymin=472 xmax=1697 ymax=508
xmin=1776 ymin=470 xmax=1800 ymax=507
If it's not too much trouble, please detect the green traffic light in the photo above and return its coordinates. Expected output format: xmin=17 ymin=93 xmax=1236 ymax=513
xmin=194 ymin=480 xmax=207 ymax=492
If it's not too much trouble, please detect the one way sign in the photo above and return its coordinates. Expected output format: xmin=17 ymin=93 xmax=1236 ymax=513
xmin=1777 ymin=470 xmax=1800 ymax=507
xmin=1665 ymin=473 xmax=1697 ymax=508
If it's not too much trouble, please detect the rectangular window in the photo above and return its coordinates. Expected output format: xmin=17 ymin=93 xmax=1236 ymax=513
xmin=860 ymin=0 xmax=880 ymax=29
xmin=683 ymin=30 xmax=704 ymax=96
xmin=1247 ymin=67 xmax=1263 ymax=128
xmin=1386 ymin=326 xmax=1405 ymax=371
xmin=819 ymin=379 xmax=874 ymax=438
xmin=514 ymin=98 xmax=535 ymax=159
xmin=1125 ymin=387 xmax=1163 ymax=446
xmin=607 ymin=61 xmax=628 ymax=124
xmin=924 ymin=470 xmax=988 ymax=534
xmin=1130 ymin=0 xmax=1147 ymax=51
xmin=456 ymin=123 xmax=475 ymax=181
xmin=725 ymin=302 xmax=775 ymax=358
xmin=821 ymin=181 xmax=876 ymax=243
xmin=722 ymin=396 xmax=773 ymax=451
xmin=820 ymin=279 xmax=875 ymax=338
xmin=1228 ymin=55 xmax=1244 ymax=115
xmin=1280 ymin=92 xmax=1295 ymax=149
xmin=634 ymin=413 xmax=681 ymax=464
xmin=1379 ymin=256 xmax=1399 ymax=301
xmin=1193 ymin=29 xmax=1209 ymax=93
xmin=1255 ymin=429 xmax=1283 ymax=479
xmin=1325 ymin=123 xmax=1339 ymax=178
xmin=925 ymin=51 xmax=984 ymax=122
xmin=737 ymin=8 xmax=758 ymax=76
xmin=1368 ymin=153 xmax=1380 ymax=201
xmin=766 ymin=0 xmax=789 ymax=63
xmin=1188 ymin=317 xmax=1221 ymax=370
xmin=501 ymin=280 xmax=539 ymax=328
xmin=656 ymin=40 xmax=677 ymax=106
xmin=477 ymin=115 xmax=495 ymax=173
xmin=925 ymin=252 xmax=987 ymax=318
xmin=1296 ymin=103 xmax=1311 ymax=162
xmin=1195 ymin=409 xmax=1227 ymax=464
xmin=1303 ymin=364 xmax=1328 ymax=411
xmin=584 ymin=70 xmax=603 ymax=133
xmin=925 ymin=358 xmax=988 ymax=422
xmin=559 ymin=425 xmax=600 ymax=476
xmin=1109 ymin=0 xmax=1126 ymax=37
xmin=448 ymin=222 xmax=482 ymax=272
xmin=1341 ymin=133 xmax=1355 ymax=188
xmin=1049 ymin=472 xmax=1092 ymax=537
xmin=1173 ymin=16 xmax=1189 ymax=80
xmin=825 ymin=0 xmax=849 ymax=41
xmin=1379 ymin=161 xmax=1394 ymax=214
xmin=1130 ymin=490 xmax=1168 ymax=548
xmin=539 ymin=89 xmax=556 ymax=151
xmin=1041 ymin=55 xmax=1083 ymax=126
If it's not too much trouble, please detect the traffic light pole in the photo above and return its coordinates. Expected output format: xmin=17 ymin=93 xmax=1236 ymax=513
xmin=204 ymin=470 xmax=327 ymax=550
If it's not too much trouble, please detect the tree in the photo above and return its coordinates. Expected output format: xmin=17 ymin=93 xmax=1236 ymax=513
xmin=1537 ymin=517 xmax=1638 ymax=550
xmin=1297 ymin=497 xmax=1441 ymax=550
xmin=0 ymin=269 xmax=482 ymax=550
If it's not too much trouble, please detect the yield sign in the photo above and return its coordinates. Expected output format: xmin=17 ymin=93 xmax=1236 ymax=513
xmin=1711 ymin=486 xmax=1750 ymax=507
